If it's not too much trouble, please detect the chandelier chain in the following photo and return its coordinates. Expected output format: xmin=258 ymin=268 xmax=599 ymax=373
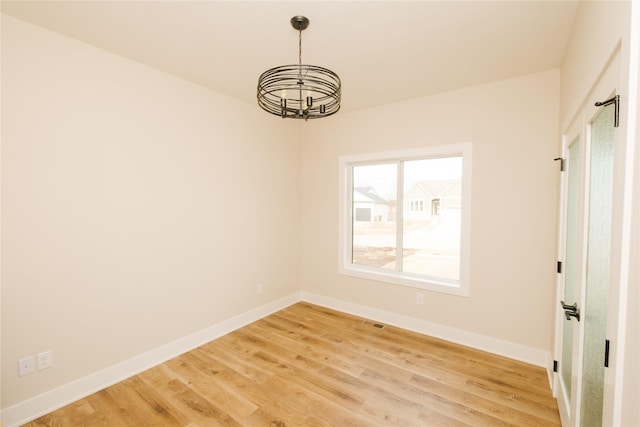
xmin=298 ymin=29 xmax=302 ymax=67
xmin=297 ymin=27 xmax=309 ymax=82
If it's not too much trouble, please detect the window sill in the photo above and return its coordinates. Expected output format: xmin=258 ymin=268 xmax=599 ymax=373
xmin=339 ymin=264 xmax=469 ymax=297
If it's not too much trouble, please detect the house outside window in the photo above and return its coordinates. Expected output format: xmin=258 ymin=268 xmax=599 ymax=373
xmin=339 ymin=144 xmax=471 ymax=296
xmin=353 ymin=187 xmax=389 ymax=223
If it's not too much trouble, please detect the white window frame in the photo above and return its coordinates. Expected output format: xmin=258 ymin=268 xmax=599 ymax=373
xmin=338 ymin=143 xmax=472 ymax=297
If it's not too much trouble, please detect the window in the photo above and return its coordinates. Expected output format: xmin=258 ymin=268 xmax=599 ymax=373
xmin=339 ymin=144 xmax=471 ymax=296
xmin=410 ymin=200 xmax=425 ymax=212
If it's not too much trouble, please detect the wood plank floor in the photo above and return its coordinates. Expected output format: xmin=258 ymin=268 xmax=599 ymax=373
xmin=24 ymin=302 xmax=560 ymax=426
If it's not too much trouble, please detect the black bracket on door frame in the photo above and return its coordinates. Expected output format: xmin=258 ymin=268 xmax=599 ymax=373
xmin=595 ymin=95 xmax=620 ymax=128
xmin=554 ymin=158 xmax=565 ymax=172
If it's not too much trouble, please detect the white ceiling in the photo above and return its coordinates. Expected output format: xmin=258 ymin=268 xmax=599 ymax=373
xmin=2 ymin=1 xmax=579 ymax=113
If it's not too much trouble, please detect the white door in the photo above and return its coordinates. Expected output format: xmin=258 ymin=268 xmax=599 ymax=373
xmin=555 ymin=122 xmax=584 ymax=425
xmin=554 ymin=51 xmax=621 ymax=426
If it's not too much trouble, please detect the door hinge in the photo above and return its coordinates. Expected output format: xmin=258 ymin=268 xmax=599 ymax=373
xmin=554 ymin=157 xmax=565 ymax=171
xmin=604 ymin=339 xmax=610 ymax=368
xmin=595 ymin=95 xmax=620 ymax=128
xmin=557 ymin=261 xmax=562 ymax=274
xmin=553 ymin=360 xmax=558 ymax=373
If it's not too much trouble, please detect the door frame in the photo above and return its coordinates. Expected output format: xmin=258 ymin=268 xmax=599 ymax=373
xmin=553 ymin=115 xmax=587 ymax=426
xmin=553 ymin=46 xmax=623 ymax=426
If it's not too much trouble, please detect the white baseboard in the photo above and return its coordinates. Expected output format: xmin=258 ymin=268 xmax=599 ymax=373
xmin=2 ymin=290 xmax=552 ymax=426
xmin=0 ymin=292 xmax=302 ymax=427
xmin=301 ymin=291 xmax=551 ymax=368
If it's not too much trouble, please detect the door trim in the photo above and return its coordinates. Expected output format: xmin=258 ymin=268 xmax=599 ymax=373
xmin=553 ymin=46 xmax=622 ymax=427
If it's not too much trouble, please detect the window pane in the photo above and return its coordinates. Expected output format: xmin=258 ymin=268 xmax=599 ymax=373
xmin=562 ymin=137 xmax=581 ymax=399
xmin=581 ymin=102 xmax=615 ymax=427
xmin=352 ymin=164 xmax=397 ymax=269
xmin=402 ymin=157 xmax=462 ymax=280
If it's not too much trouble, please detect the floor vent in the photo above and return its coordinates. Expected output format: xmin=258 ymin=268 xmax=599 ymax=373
xmin=364 ymin=320 xmax=385 ymax=329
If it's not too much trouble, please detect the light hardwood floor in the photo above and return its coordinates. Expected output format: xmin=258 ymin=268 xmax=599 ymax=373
xmin=24 ymin=302 xmax=560 ymax=426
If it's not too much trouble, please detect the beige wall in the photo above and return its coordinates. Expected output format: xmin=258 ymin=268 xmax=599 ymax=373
xmin=560 ymin=1 xmax=630 ymax=123
xmin=299 ymin=70 xmax=560 ymax=352
xmin=1 ymin=15 xmax=300 ymax=408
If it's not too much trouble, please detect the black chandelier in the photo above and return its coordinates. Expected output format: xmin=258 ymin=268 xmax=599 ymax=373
xmin=257 ymin=16 xmax=341 ymax=120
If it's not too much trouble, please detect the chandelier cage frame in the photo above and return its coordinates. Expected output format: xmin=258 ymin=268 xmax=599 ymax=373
xmin=257 ymin=16 xmax=341 ymax=120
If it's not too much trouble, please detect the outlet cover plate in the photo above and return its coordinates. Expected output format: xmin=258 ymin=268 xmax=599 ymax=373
xmin=37 ymin=350 xmax=53 ymax=370
xmin=19 ymin=356 xmax=35 ymax=376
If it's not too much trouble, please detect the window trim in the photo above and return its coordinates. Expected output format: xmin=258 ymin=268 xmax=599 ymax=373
xmin=338 ymin=143 xmax=472 ymax=297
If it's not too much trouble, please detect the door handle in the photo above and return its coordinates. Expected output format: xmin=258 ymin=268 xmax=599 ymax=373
xmin=565 ymin=310 xmax=580 ymax=321
xmin=561 ymin=301 xmax=580 ymax=322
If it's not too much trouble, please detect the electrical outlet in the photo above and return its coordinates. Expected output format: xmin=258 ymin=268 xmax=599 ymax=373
xmin=37 ymin=350 xmax=53 ymax=370
xmin=257 ymin=283 xmax=264 ymax=294
xmin=18 ymin=356 xmax=35 ymax=376
xmin=416 ymin=293 xmax=424 ymax=305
